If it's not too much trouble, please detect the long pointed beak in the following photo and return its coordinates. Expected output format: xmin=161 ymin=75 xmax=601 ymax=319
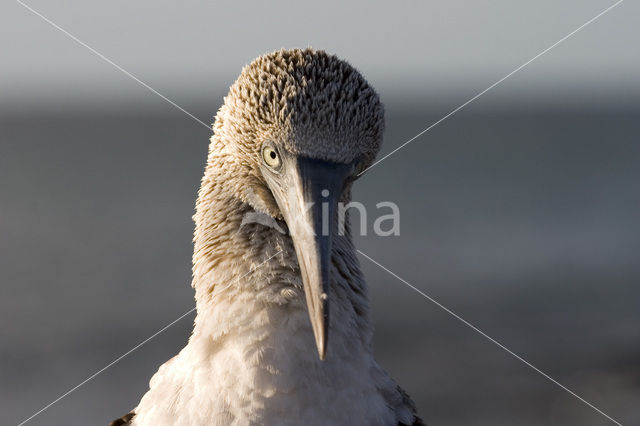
xmin=276 ymin=157 xmax=352 ymax=360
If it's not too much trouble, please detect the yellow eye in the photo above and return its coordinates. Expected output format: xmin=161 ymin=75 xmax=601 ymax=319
xmin=354 ymin=159 xmax=367 ymax=178
xmin=262 ymin=145 xmax=281 ymax=169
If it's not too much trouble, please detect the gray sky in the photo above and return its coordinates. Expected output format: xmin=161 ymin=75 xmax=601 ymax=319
xmin=2 ymin=0 xmax=638 ymax=108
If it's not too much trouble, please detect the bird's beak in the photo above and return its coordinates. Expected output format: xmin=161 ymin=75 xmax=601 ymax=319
xmin=272 ymin=157 xmax=352 ymax=360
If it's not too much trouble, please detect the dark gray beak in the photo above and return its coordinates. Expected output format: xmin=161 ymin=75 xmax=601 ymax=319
xmin=268 ymin=156 xmax=353 ymax=360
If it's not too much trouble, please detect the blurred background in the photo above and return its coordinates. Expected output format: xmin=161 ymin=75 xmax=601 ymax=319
xmin=1 ymin=1 xmax=639 ymax=425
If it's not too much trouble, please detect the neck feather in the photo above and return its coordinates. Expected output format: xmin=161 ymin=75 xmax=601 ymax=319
xmin=188 ymin=172 xmax=373 ymax=355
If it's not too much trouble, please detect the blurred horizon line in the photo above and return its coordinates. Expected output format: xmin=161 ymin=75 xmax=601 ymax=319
xmin=3 ymin=86 xmax=639 ymax=118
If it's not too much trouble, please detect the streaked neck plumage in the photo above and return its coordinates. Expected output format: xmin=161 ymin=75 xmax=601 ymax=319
xmin=132 ymin=161 xmax=412 ymax=425
xmin=190 ymin=155 xmax=372 ymax=351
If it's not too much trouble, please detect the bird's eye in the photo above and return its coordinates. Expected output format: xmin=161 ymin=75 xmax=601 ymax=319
xmin=262 ymin=145 xmax=281 ymax=170
xmin=353 ymin=159 xmax=367 ymax=178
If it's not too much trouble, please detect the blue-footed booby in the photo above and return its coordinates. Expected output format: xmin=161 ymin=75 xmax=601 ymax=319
xmin=112 ymin=48 xmax=424 ymax=426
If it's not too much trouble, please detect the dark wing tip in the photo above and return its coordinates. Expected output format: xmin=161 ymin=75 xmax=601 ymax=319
xmin=409 ymin=415 xmax=428 ymax=426
xmin=109 ymin=412 xmax=134 ymax=426
xmin=397 ymin=385 xmax=428 ymax=426
xmin=398 ymin=411 xmax=427 ymax=426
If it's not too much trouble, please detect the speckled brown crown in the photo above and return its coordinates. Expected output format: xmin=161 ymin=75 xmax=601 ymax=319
xmin=215 ymin=48 xmax=385 ymax=165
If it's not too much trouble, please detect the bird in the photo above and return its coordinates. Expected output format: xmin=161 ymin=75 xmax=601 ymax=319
xmin=111 ymin=48 xmax=424 ymax=426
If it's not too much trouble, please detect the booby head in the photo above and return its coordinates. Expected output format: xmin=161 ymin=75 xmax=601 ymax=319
xmin=209 ymin=48 xmax=384 ymax=360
